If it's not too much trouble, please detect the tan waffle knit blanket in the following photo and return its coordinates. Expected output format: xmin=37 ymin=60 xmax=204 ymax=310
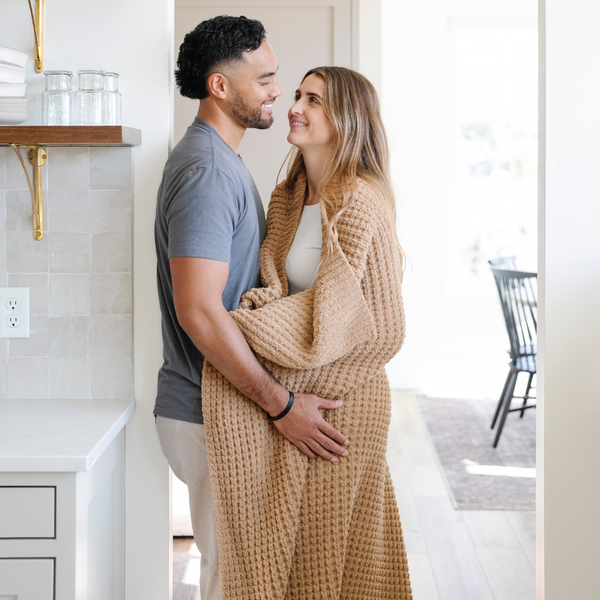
xmin=202 ymin=174 xmax=412 ymax=600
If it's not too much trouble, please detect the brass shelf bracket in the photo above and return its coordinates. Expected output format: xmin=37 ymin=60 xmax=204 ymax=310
xmin=27 ymin=0 xmax=45 ymax=73
xmin=10 ymin=144 xmax=47 ymax=240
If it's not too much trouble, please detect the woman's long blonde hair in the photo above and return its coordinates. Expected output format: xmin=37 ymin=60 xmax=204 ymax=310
xmin=283 ymin=66 xmax=403 ymax=271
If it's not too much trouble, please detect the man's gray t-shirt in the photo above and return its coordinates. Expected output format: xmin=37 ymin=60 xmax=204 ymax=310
xmin=153 ymin=118 xmax=266 ymax=424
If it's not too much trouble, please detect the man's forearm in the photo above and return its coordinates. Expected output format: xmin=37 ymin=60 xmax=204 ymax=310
xmin=181 ymin=306 xmax=288 ymax=416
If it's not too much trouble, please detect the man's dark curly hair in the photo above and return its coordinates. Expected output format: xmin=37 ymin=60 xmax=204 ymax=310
xmin=175 ymin=15 xmax=266 ymax=100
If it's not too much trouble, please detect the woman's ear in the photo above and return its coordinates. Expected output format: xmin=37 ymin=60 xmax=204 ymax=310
xmin=206 ymin=72 xmax=227 ymax=100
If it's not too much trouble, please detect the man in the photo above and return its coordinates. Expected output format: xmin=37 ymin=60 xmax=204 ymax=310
xmin=153 ymin=16 xmax=349 ymax=599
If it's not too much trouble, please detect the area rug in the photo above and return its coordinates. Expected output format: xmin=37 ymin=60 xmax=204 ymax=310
xmin=416 ymin=395 xmax=536 ymax=510
xmin=173 ymin=552 xmax=200 ymax=600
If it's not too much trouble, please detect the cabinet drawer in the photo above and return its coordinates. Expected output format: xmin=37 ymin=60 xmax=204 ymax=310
xmin=0 ymin=558 xmax=54 ymax=600
xmin=0 ymin=487 xmax=55 ymax=539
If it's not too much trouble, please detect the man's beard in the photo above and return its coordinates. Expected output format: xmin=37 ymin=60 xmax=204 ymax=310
xmin=230 ymin=89 xmax=273 ymax=130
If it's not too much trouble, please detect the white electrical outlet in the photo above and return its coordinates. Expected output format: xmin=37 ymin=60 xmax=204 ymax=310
xmin=0 ymin=288 xmax=31 ymax=339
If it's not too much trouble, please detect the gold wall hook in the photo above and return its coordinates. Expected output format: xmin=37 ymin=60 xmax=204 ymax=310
xmin=27 ymin=0 xmax=45 ymax=73
xmin=10 ymin=144 xmax=47 ymax=240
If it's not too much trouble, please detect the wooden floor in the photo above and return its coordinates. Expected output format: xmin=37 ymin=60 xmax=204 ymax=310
xmin=173 ymin=537 xmax=199 ymax=554
xmin=173 ymin=391 xmax=536 ymax=600
xmin=388 ymin=392 xmax=536 ymax=600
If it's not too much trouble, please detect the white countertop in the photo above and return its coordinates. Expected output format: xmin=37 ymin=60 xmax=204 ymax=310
xmin=0 ymin=399 xmax=136 ymax=472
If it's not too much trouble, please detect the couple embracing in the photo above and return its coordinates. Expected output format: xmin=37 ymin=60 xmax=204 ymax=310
xmin=153 ymin=14 xmax=412 ymax=600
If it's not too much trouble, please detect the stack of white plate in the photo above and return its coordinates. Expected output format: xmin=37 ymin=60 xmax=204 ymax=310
xmin=0 ymin=46 xmax=28 ymax=125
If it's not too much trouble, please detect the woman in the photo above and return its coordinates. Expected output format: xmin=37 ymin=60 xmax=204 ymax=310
xmin=201 ymin=67 xmax=412 ymax=600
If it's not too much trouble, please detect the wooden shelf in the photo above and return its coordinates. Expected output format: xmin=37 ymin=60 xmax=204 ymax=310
xmin=0 ymin=126 xmax=141 ymax=147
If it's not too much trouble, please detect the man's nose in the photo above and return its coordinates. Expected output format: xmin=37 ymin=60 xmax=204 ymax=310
xmin=271 ymin=76 xmax=282 ymax=98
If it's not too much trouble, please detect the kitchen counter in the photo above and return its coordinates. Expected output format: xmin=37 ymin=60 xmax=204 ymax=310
xmin=0 ymin=398 xmax=135 ymax=472
xmin=0 ymin=399 xmax=133 ymax=599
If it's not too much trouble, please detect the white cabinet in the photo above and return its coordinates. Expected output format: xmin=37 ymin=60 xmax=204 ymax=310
xmin=0 ymin=487 xmax=56 ymax=538
xmin=0 ymin=558 xmax=54 ymax=600
xmin=0 ymin=399 xmax=134 ymax=600
xmin=0 ymin=433 xmax=125 ymax=600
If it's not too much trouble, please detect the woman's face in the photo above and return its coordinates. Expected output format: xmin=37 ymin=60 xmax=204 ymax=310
xmin=287 ymin=74 xmax=335 ymax=153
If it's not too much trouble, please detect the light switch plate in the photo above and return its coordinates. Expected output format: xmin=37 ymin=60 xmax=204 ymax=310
xmin=0 ymin=287 xmax=31 ymax=338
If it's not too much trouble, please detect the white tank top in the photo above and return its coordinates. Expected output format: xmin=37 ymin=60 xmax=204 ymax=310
xmin=286 ymin=203 xmax=322 ymax=295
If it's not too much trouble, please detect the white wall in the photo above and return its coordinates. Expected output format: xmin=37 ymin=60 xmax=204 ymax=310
xmin=0 ymin=1 xmax=171 ymax=598
xmin=354 ymin=0 xmax=381 ymax=93
xmin=539 ymin=0 xmax=600 ymax=597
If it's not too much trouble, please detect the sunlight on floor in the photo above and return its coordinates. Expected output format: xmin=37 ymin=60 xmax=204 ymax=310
xmin=463 ymin=459 xmax=536 ymax=479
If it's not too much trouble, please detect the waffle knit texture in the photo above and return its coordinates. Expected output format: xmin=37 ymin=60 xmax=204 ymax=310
xmin=202 ymin=173 xmax=412 ymax=600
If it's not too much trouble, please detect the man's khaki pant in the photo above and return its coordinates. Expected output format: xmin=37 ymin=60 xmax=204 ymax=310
xmin=156 ymin=416 xmax=221 ymax=600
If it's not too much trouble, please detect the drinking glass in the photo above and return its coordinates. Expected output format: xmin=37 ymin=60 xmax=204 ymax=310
xmin=103 ymin=72 xmax=122 ymax=125
xmin=75 ymin=70 xmax=105 ymax=125
xmin=42 ymin=70 xmax=73 ymax=125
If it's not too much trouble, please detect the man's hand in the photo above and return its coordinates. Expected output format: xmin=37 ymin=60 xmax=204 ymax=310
xmin=272 ymin=393 xmax=349 ymax=462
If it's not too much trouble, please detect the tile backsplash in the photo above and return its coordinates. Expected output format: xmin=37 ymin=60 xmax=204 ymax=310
xmin=0 ymin=146 xmax=133 ymax=400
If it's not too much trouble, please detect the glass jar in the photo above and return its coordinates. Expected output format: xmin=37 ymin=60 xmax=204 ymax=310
xmin=103 ymin=72 xmax=122 ymax=125
xmin=42 ymin=70 xmax=74 ymax=125
xmin=75 ymin=70 xmax=105 ymax=125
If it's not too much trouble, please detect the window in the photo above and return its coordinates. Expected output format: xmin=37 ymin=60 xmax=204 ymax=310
xmin=450 ymin=22 xmax=538 ymax=292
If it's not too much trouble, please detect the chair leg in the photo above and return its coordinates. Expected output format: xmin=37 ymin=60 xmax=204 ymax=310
xmin=520 ymin=373 xmax=535 ymax=418
xmin=492 ymin=370 xmax=513 ymax=430
xmin=493 ymin=370 xmax=518 ymax=448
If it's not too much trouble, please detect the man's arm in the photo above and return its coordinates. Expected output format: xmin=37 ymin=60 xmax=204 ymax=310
xmin=171 ymin=256 xmax=349 ymax=462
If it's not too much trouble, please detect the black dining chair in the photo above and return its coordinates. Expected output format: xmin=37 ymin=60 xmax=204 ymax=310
xmin=489 ymin=260 xmax=537 ymax=448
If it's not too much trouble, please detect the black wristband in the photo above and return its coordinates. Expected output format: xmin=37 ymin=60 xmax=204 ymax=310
xmin=269 ymin=391 xmax=295 ymax=421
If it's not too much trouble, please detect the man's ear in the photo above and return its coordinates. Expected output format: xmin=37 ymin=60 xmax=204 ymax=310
xmin=206 ymin=72 xmax=227 ymax=100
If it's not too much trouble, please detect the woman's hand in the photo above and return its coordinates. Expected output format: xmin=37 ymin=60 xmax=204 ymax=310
xmin=272 ymin=393 xmax=349 ymax=462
